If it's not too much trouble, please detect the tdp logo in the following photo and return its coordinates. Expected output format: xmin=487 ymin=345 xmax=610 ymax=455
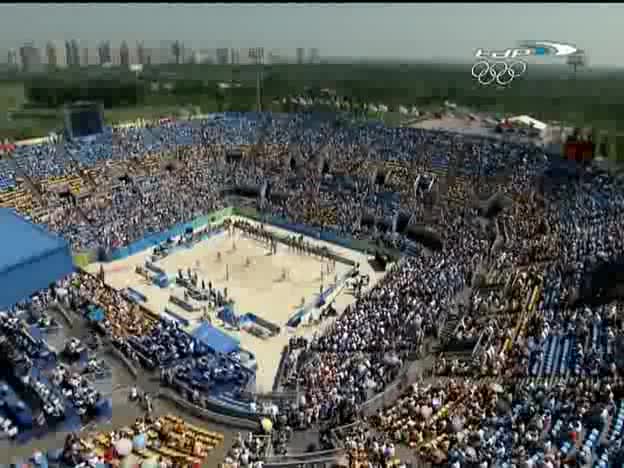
xmin=475 ymin=41 xmax=579 ymax=61
xmin=475 ymin=48 xmax=534 ymax=60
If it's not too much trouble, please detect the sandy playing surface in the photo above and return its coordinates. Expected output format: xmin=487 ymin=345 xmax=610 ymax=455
xmin=87 ymin=216 xmax=383 ymax=391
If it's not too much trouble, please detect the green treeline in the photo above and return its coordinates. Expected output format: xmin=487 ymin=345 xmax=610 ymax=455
xmin=23 ymin=76 xmax=260 ymax=112
xmin=20 ymin=64 xmax=624 ymax=130
xmin=25 ymin=77 xmax=149 ymax=108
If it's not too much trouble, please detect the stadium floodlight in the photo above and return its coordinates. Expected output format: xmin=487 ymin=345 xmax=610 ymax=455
xmin=249 ymin=48 xmax=265 ymax=112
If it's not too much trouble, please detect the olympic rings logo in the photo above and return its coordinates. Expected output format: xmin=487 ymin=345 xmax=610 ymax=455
xmin=471 ymin=60 xmax=528 ymax=86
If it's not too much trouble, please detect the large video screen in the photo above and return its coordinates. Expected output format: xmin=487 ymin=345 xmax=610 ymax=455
xmin=69 ymin=108 xmax=103 ymax=138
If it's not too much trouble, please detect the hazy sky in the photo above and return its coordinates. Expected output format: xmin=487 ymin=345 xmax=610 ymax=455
xmin=0 ymin=3 xmax=622 ymax=66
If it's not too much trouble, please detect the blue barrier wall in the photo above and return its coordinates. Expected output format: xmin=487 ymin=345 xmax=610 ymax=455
xmin=233 ymin=206 xmax=400 ymax=261
xmin=126 ymin=288 xmax=147 ymax=303
xmin=104 ymin=206 xmax=398 ymax=263
xmin=105 ymin=210 xmax=230 ymax=262
xmin=163 ymin=308 xmax=191 ymax=327
xmin=286 ymin=268 xmax=354 ymax=328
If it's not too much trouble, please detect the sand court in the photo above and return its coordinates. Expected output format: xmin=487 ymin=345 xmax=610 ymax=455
xmin=86 ymin=217 xmax=378 ymax=390
xmin=88 ymin=220 xmax=355 ymax=331
xmin=152 ymin=229 xmax=352 ymax=326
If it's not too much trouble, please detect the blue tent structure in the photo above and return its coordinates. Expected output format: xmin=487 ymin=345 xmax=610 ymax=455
xmin=0 ymin=209 xmax=74 ymax=309
xmin=192 ymin=322 xmax=240 ymax=354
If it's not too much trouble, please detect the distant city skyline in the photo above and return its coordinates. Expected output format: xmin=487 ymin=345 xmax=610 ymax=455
xmin=0 ymin=4 xmax=623 ymax=67
xmin=6 ymin=41 xmax=320 ymax=71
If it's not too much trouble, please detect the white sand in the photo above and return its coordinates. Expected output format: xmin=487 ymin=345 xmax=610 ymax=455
xmin=86 ymin=216 xmax=385 ymax=391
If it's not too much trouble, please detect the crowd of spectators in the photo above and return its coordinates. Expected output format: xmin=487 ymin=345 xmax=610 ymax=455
xmin=4 ymin=112 xmax=624 ymax=466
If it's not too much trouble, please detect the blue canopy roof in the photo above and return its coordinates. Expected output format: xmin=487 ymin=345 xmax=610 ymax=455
xmin=192 ymin=322 xmax=239 ymax=354
xmin=0 ymin=209 xmax=74 ymax=309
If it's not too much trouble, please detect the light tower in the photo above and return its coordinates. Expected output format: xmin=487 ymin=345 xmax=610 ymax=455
xmin=249 ymin=48 xmax=265 ymax=112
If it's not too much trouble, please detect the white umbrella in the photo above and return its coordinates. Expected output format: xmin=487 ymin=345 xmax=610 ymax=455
xmin=420 ymin=406 xmax=433 ymax=419
xmin=115 ymin=438 xmax=133 ymax=457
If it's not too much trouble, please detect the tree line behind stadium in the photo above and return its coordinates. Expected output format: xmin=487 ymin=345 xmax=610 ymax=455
xmin=14 ymin=63 xmax=624 ymax=130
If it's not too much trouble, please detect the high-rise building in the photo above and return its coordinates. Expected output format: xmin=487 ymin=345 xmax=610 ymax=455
xmin=216 ymin=48 xmax=229 ymax=65
xmin=170 ymin=41 xmax=183 ymax=65
xmin=71 ymin=40 xmax=80 ymax=67
xmin=296 ymin=47 xmax=305 ymax=64
xmin=65 ymin=40 xmax=80 ymax=67
xmin=267 ymin=50 xmax=281 ymax=65
xmin=150 ymin=41 xmax=175 ymax=65
xmin=136 ymin=41 xmax=146 ymax=66
xmin=308 ymin=48 xmax=320 ymax=64
xmin=87 ymin=46 xmax=99 ymax=66
xmin=127 ymin=43 xmax=139 ymax=66
xmin=65 ymin=41 xmax=73 ymax=67
xmin=230 ymin=48 xmax=239 ymax=65
xmin=141 ymin=47 xmax=153 ymax=66
xmin=111 ymin=46 xmax=121 ymax=66
xmin=246 ymin=47 xmax=265 ymax=65
xmin=182 ymin=45 xmax=194 ymax=64
xmin=19 ymin=43 xmax=43 ymax=73
xmin=7 ymin=49 xmax=19 ymax=69
xmin=51 ymin=40 xmax=67 ymax=68
xmin=45 ymin=41 xmax=58 ymax=68
xmin=119 ymin=41 xmax=130 ymax=67
xmin=194 ymin=49 xmax=217 ymax=64
xmin=98 ymin=41 xmax=112 ymax=65
xmin=81 ymin=46 xmax=90 ymax=68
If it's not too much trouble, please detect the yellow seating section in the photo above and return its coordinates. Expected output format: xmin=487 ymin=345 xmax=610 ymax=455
xmin=0 ymin=186 xmax=36 ymax=215
xmin=81 ymin=414 xmax=224 ymax=466
xmin=41 ymin=175 xmax=84 ymax=195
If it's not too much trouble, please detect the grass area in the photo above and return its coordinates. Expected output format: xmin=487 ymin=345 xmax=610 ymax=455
xmin=0 ymin=82 xmax=26 ymax=112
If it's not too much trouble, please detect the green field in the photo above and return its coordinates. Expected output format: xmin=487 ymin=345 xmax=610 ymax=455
xmin=0 ymin=82 xmax=26 ymax=111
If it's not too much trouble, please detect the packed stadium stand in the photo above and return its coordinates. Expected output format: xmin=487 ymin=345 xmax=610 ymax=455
xmin=2 ymin=111 xmax=624 ymax=467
